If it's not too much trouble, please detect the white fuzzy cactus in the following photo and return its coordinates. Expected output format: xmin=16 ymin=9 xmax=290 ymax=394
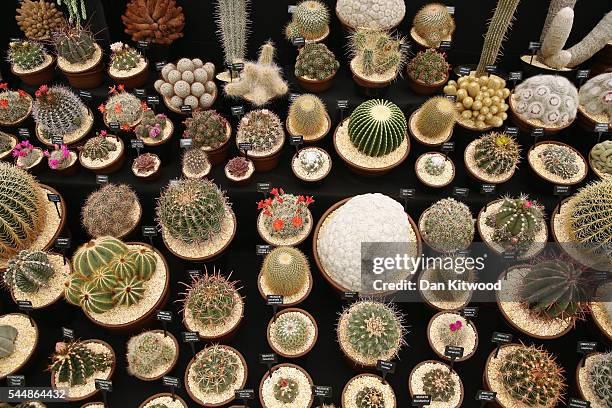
xmin=298 ymin=149 xmax=325 ymax=173
xmin=215 ymin=0 xmax=250 ymax=66
xmin=579 ymin=73 xmax=612 ymax=118
xmin=155 ymin=58 xmax=217 ymax=109
xmin=513 ymin=75 xmax=578 ymax=127
xmin=335 ymin=0 xmax=405 ymax=30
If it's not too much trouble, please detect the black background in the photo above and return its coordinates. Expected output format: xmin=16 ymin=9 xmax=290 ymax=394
xmin=0 ymin=0 xmax=611 ymax=407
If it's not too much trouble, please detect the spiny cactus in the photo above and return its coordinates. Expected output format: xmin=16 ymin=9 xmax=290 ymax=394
xmin=135 ymin=110 xmax=167 ymax=141
xmin=16 ymin=0 xmax=67 ymax=40
xmin=81 ymin=183 xmax=139 ymax=238
xmin=101 ymin=90 xmax=143 ymax=128
xmin=288 ymin=94 xmax=327 ymax=138
xmin=112 ymin=275 xmax=145 ymax=306
xmin=579 ymin=73 xmax=612 ymax=119
xmin=406 ymin=49 xmax=449 ymax=85
xmin=295 ymin=42 xmax=339 ymax=81
xmin=237 ymin=109 xmax=284 ymax=153
xmin=45 ymin=144 xmax=74 ymax=170
xmin=272 ymin=312 xmax=310 ymax=352
xmin=297 ymin=149 xmax=325 ymax=173
xmin=422 ymin=368 xmax=456 ymax=402
xmin=257 ymin=189 xmax=314 ymax=240
xmin=285 ymin=0 xmax=329 ymax=41
xmin=513 ymin=75 xmax=578 ymax=127
xmin=412 ymin=3 xmax=455 ymax=48
xmin=156 ymin=178 xmax=229 ymax=244
xmin=0 ymin=325 xmax=18 ymax=358
xmin=348 ymin=99 xmax=406 ymax=157
xmin=498 ymin=344 xmax=565 ymax=406
xmin=438 ymin=318 xmax=468 ymax=347
xmin=422 ymin=198 xmax=474 ymax=253
xmin=192 ymin=346 xmax=240 ymax=394
xmin=32 ymin=85 xmax=85 ymax=139
xmin=8 ymin=40 xmax=47 ymax=71
xmin=538 ymin=144 xmax=580 ymax=179
xmin=262 ymin=247 xmax=310 ymax=297
xmin=214 ymin=0 xmax=250 ymax=66
xmin=0 ymin=132 xmax=15 ymax=155
xmin=53 ymin=25 xmax=96 ymax=64
xmin=109 ymin=42 xmax=143 ymax=71
xmin=424 ymin=154 xmax=446 ymax=176
xmin=274 ymin=377 xmax=299 ymax=403
xmin=182 ymin=147 xmax=210 ymax=176
xmin=12 ymin=140 xmax=41 ymax=169
xmin=4 ymin=250 xmax=55 ymax=293
xmin=473 ymin=132 xmax=520 ymax=176
xmin=50 ymin=341 xmax=113 ymax=387
xmin=587 ymin=352 xmax=612 ymax=408
xmin=225 ymin=156 xmax=251 ymax=178
xmin=72 ymin=236 xmax=128 ymax=278
xmin=0 ymin=86 xmax=32 ymax=125
xmin=355 ymin=386 xmax=385 ymax=408
xmin=0 ymin=163 xmax=47 ymax=262
xmin=590 ymin=140 xmax=612 ymax=176
xmin=127 ymin=332 xmax=175 ymax=377
xmin=414 ymin=96 xmax=457 ymax=140
xmin=126 ymin=247 xmax=157 ymax=280
xmin=80 ymin=132 xmax=118 ymax=161
xmin=183 ymin=110 xmax=228 ymax=149
xmin=349 ymin=29 xmax=404 ymax=77
xmin=181 ymin=270 xmax=240 ymax=328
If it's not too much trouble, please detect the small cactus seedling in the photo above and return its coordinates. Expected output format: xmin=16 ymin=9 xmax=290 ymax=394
xmin=4 ymin=250 xmax=55 ymax=293
xmin=424 ymin=154 xmax=446 ymax=176
xmin=49 ymin=341 xmax=113 ymax=387
xmin=257 ymin=188 xmax=314 ymax=240
xmin=261 ymin=246 xmax=310 ymax=297
xmin=295 ymin=42 xmax=339 ymax=80
xmin=438 ymin=319 xmax=468 ymax=348
xmin=81 ymin=183 xmax=139 ymax=238
xmin=297 ymin=149 xmax=325 ymax=174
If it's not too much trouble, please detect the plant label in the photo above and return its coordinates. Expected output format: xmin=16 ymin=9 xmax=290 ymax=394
xmin=137 ymin=40 xmax=149 ymax=50
xmin=376 ymin=360 xmax=396 ymax=374
xmin=266 ymin=295 xmax=284 ymax=306
xmin=7 ymin=375 xmax=25 ymax=387
xmin=181 ymin=332 xmax=199 ymax=343
xmin=131 ymin=139 xmax=144 ymax=149
xmin=595 ymin=123 xmax=608 ymax=133
xmin=238 ymin=142 xmax=253 ymax=152
xmin=446 ymin=5 xmax=455 ymax=14
xmin=577 ymin=341 xmax=597 ymax=354
xmin=445 ymin=345 xmax=464 ymax=359
xmin=109 ymin=121 xmax=120 ymax=131
xmin=568 ymin=398 xmax=591 ymax=408
xmin=78 ymin=90 xmax=92 ymax=100
xmin=508 ymin=71 xmax=523 ymax=81
xmin=289 ymin=93 xmax=300 ymax=103
xmin=412 ymin=395 xmax=432 ymax=406
xmin=528 ymin=41 xmax=542 ymax=51
xmin=288 ymin=5 xmax=296 ymax=13
xmin=162 ymin=376 xmax=181 ymax=388
xmin=337 ymin=100 xmax=349 ymax=110
xmin=461 ymin=306 xmax=479 ymax=318
xmin=313 ymin=385 xmax=332 ymax=398
xmin=142 ymin=226 xmax=157 ymax=237
xmin=155 ymin=61 xmax=167 ymax=71
xmin=232 ymin=62 xmax=244 ymax=71
xmin=441 ymin=141 xmax=455 ymax=153
xmin=445 ymin=94 xmax=457 ymax=102
xmin=55 ymin=237 xmax=71 ymax=249
xmin=256 ymin=244 xmax=272 ymax=256
xmin=554 ymin=185 xmax=571 ymax=196
xmin=18 ymin=128 xmax=30 ymax=139
xmin=156 ymin=310 xmax=173 ymax=322
xmin=95 ymin=379 xmax=113 ymax=392
xmin=16 ymin=300 xmax=33 ymax=311
xmin=342 ymin=291 xmax=359 ymax=301
xmin=453 ymin=187 xmax=469 ymax=199
xmin=491 ymin=331 xmax=513 ymax=344
xmin=47 ymin=193 xmax=61 ymax=203
xmin=439 ymin=40 xmax=452 ymax=50
xmin=505 ymin=126 xmax=519 ymax=136
xmin=235 ymin=389 xmax=255 ymax=400
xmin=531 ymin=128 xmax=544 ymax=138
xmin=476 ymin=390 xmax=497 ymax=401
xmin=485 ymin=65 xmax=497 ymax=74
xmin=292 ymin=36 xmax=305 ymax=47
xmin=481 ymin=184 xmax=496 ymax=195
xmin=51 ymin=136 xmax=64 ymax=145
xmin=61 ymin=327 xmax=74 ymax=340
xmin=146 ymin=95 xmax=160 ymax=105
xmin=180 ymin=105 xmax=192 ymax=114
xmin=458 ymin=66 xmax=471 ymax=76
xmin=399 ymin=188 xmax=415 ymax=199
xmin=231 ymin=105 xmax=245 ymax=117
xmin=290 ymin=135 xmax=304 ymax=146
xmin=576 ymin=69 xmax=590 ymax=79
xmin=134 ymin=88 xmax=146 ymax=99
xmin=187 ymin=270 xmax=201 ymax=280
xmin=259 ymin=353 xmax=278 ymax=364
xmin=180 ymin=138 xmax=193 ymax=149
xmin=257 ymin=182 xmax=271 ymax=193
xmin=96 ymin=175 xmax=109 ymax=185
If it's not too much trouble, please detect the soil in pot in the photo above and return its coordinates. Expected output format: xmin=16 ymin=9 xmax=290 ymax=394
xmin=0 ymin=313 xmax=38 ymax=379
xmin=590 ymin=282 xmax=612 ymax=341
xmin=259 ymin=364 xmax=313 ymax=408
xmin=267 ymin=308 xmax=317 ymax=358
xmin=408 ymin=360 xmax=464 ymax=408
xmin=427 ymin=312 xmax=478 ymax=362
xmin=350 ymin=57 xmax=398 ymax=88
xmin=291 ymin=147 xmax=332 ymax=183
xmin=415 ymin=153 xmax=455 ymax=188
xmin=342 ymin=374 xmax=396 ymax=408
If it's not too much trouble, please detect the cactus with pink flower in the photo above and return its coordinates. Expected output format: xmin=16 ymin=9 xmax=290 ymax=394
xmin=134 ymin=109 xmax=168 ymax=141
xmin=44 ymin=144 xmax=73 ymax=170
xmin=12 ymin=140 xmax=42 ymax=168
xmin=439 ymin=318 xmax=468 ymax=347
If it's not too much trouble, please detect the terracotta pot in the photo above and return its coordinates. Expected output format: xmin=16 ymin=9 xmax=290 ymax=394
xmin=248 ymin=148 xmax=283 ymax=172
xmin=291 ymin=147 xmax=332 ymax=183
xmin=109 ymin=60 xmax=150 ymax=89
xmin=11 ymin=56 xmax=57 ymax=86
xmin=79 ymin=137 xmax=125 ymax=175
xmin=50 ymin=153 xmax=80 ymax=177
xmin=132 ymin=155 xmax=162 ymax=182
xmin=201 ymin=121 xmax=232 ymax=165
xmin=296 ymin=70 xmax=336 ymax=93
xmin=138 ymin=393 xmax=188 ymax=408
xmin=341 ymin=374 xmax=396 ymax=408
xmin=62 ymin=61 xmax=105 ymax=89
xmin=182 ymin=293 xmax=244 ymax=342
xmin=526 ymin=141 xmax=588 ymax=186
xmin=414 ymin=153 xmax=455 ymax=189
xmin=350 ymin=62 xmax=397 ymax=89
xmin=406 ymin=70 xmax=449 ymax=95
xmin=408 ymin=360 xmax=464 ymax=408
xmin=259 ymin=363 xmax=313 ymax=408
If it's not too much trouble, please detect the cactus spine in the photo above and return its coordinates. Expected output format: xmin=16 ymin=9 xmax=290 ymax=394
xmin=348 ymin=99 xmax=406 ymax=157
xmin=236 ymin=110 xmax=284 ymax=153
xmin=579 ymin=73 xmax=612 ymax=119
xmin=182 ymin=147 xmax=210 ymax=177
xmin=102 ymin=91 xmax=143 ymax=127
xmin=295 ymin=42 xmax=339 ymax=81
xmin=288 ymin=94 xmax=327 ymax=138
xmin=53 ymin=25 xmax=96 ymax=64
xmin=8 ymin=40 xmax=47 ymax=70
xmin=406 ymin=49 xmax=449 ymax=85
xmin=109 ymin=42 xmax=143 ymax=71
xmin=127 ymin=331 xmax=175 ymax=377
xmin=473 ymin=132 xmax=520 ymax=176
xmin=350 ymin=29 xmax=404 ymax=77
xmin=182 ymin=270 xmax=240 ymax=328
xmin=214 ymin=0 xmax=250 ymax=66
xmin=50 ymin=341 xmax=113 ymax=387
xmin=262 ymin=247 xmax=310 ymax=297
xmin=424 ymin=154 xmax=446 ymax=176
xmin=4 ymin=250 xmax=55 ymax=293
xmin=81 ymin=183 xmax=139 ymax=238
xmin=415 ymin=96 xmax=457 ymax=140
xmin=81 ymin=134 xmax=117 ymax=161
xmin=422 ymin=198 xmax=475 ymax=253
xmin=73 ymin=236 xmax=128 ymax=278
xmin=422 ymin=368 xmax=456 ymax=402
xmin=356 ymin=386 xmax=385 ymax=407
xmin=412 ymin=3 xmax=455 ymax=48
xmin=192 ymin=346 xmax=240 ymax=394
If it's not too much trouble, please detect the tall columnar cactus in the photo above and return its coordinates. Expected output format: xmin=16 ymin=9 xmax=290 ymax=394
xmin=53 ymin=25 xmax=96 ymax=64
xmin=101 ymin=90 xmax=143 ymax=127
xmin=183 ymin=110 xmax=228 ymax=149
xmin=127 ymin=332 xmax=174 ymax=377
xmin=214 ymin=0 xmax=250 ymax=66
xmin=285 ymin=0 xmax=329 ymax=41
xmin=288 ymin=94 xmax=327 ymax=137
xmin=0 ymin=163 xmax=47 ymax=262
xmin=295 ymin=42 xmax=339 ymax=81
xmin=237 ymin=109 xmax=284 ymax=153
xmin=475 ymin=0 xmax=520 ymax=77
xmin=182 ymin=271 xmax=239 ymax=328
xmin=16 ymin=0 xmax=67 ymax=40
xmin=588 ymin=352 xmax=612 ymax=408
xmin=473 ymin=132 xmax=521 ymax=176
xmin=0 ymin=325 xmax=18 ymax=358
xmin=156 ymin=178 xmax=228 ymax=244
xmin=538 ymin=144 xmax=580 ymax=179
xmin=348 ymin=99 xmax=406 ymax=157
xmin=192 ymin=346 xmax=240 ymax=394
xmin=262 ymin=247 xmax=310 ymax=296
xmin=355 ymin=386 xmax=385 ymax=407
xmin=406 ymin=49 xmax=449 ymax=85
xmin=8 ymin=41 xmax=47 ymax=70
xmin=80 ymin=132 xmax=118 ymax=161
xmin=422 ymin=368 xmax=456 ymax=402
xmin=4 ymin=250 xmax=55 ymax=293
xmin=57 ymin=0 xmax=88 ymax=26
xmin=498 ymin=345 xmax=565 ymax=406
xmin=81 ymin=183 xmax=139 ymax=238
xmin=349 ymin=29 xmax=404 ymax=77
xmin=513 ymin=75 xmax=578 ymax=127
xmin=272 ymin=313 xmax=309 ymax=352
xmin=274 ymin=377 xmax=299 ymax=403
xmin=50 ymin=341 xmax=113 ymax=386
xmin=32 ymin=85 xmax=85 ymax=139
xmin=590 ymin=140 xmax=612 ymax=175
xmin=415 ymin=96 xmax=457 ymax=140
xmin=422 ymin=198 xmax=475 ymax=253
xmin=109 ymin=42 xmax=143 ymax=71
xmin=412 ymin=3 xmax=455 ymax=48
xmin=579 ymin=73 xmax=612 ymax=119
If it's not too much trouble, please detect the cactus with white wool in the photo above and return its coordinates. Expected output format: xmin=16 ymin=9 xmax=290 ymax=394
xmin=579 ymin=73 xmax=612 ymax=120
xmin=154 ymin=58 xmax=217 ymax=110
xmin=512 ymin=75 xmax=578 ymax=127
xmin=336 ymin=0 xmax=405 ymax=30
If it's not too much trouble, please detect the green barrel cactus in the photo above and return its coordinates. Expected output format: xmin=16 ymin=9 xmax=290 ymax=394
xmin=79 ymin=280 xmax=114 ymax=314
xmin=126 ymin=247 xmax=157 ymax=280
xmin=64 ymin=274 xmax=86 ymax=306
xmin=473 ymin=132 xmax=521 ymax=176
xmin=4 ymin=250 xmax=55 ymax=293
xmin=53 ymin=26 xmax=96 ymax=64
xmin=285 ymin=0 xmax=329 ymax=41
xmin=107 ymin=254 xmax=136 ymax=280
xmin=80 ymin=134 xmax=118 ymax=162
xmin=49 ymin=341 xmax=113 ymax=387
xmin=295 ymin=43 xmax=339 ymax=80
xmin=262 ymin=247 xmax=310 ymax=297
xmin=422 ymin=198 xmax=474 ymax=253
xmin=183 ymin=110 xmax=228 ymax=149
xmin=0 ymin=325 xmax=18 ymax=358
xmin=423 ymin=368 xmax=456 ymax=402
xmin=88 ymin=266 xmax=117 ymax=293
xmin=272 ymin=312 xmax=309 ymax=352
xmin=73 ymin=236 xmax=128 ymax=278
xmin=274 ymin=377 xmax=299 ymax=403
xmin=8 ymin=40 xmax=46 ymax=70
xmin=112 ymin=275 xmax=145 ymax=306
xmin=127 ymin=332 xmax=175 ymax=377
xmin=192 ymin=346 xmax=240 ymax=394
xmin=355 ymin=386 xmax=385 ymax=408
xmin=538 ymin=144 xmax=580 ymax=179
xmin=348 ymin=99 xmax=406 ymax=157
xmin=109 ymin=42 xmax=143 ymax=71
xmin=182 ymin=271 xmax=239 ymax=328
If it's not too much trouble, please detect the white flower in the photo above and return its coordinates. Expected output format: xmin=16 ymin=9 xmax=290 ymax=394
xmin=110 ymin=42 xmax=124 ymax=53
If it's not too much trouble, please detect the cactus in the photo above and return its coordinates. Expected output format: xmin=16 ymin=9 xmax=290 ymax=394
xmin=261 ymin=247 xmax=310 ymax=296
xmin=0 ymin=325 xmax=18 ymax=358
xmin=588 ymin=352 xmax=612 ymax=408
xmin=349 ymin=29 xmax=404 ymax=77
xmin=298 ymin=149 xmax=325 ymax=173
xmin=126 ymin=247 xmax=157 ymax=280
xmin=123 ymin=0 xmax=185 ymax=45
xmin=135 ymin=110 xmax=167 ymax=141
xmin=16 ymin=0 xmax=67 ymax=40
xmin=156 ymin=178 xmax=229 ymax=244
xmin=81 ymin=184 xmax=139 ymax=238
xmin=32 ymin=85 xmax=85 ymax=139
xmin=336 ymin=0 xmax=405 ymax=31
xmin=183 ymin=110 xmax=228 ymax=149
xmin=107 ymin=254 xmax=136 ymax=280
xmin=0 ymin=163 xmax=47 ymax=262
xmin=422 ymin=368 xmax=456 ymax=402
xmin=406 ymin=49 xmax=449 ymax=85
xmin=112 ymin=275 xmax=145 ymax=306
xmin=485 ymin=195 xmax=545 ymax=254
xmin=12 ymin=140 xmax=41 ymax=169
xmin=285 ymin=0 xmax=329 ymax=41
xmin=225 ymin=156 xmax=250 ymax=178
xmin=49 ymin=341 xmax=113 ymax=387
xmin=109 ymin=42 xmax=143 ymax=71
xmin=475 ymin=0 xmax=520 ymax=77
xmin=88 ymin=266 xmax=116 ymax=292
xmin=513 ymin=75 xmax=578 ymax=127
xmin=133 ymin=153 xmax=158 ymax=175
xmin=80 ymin=132 xmax=118 ymax=161
xmin=181 ymin=148 xmax=210 ymax=176
xmin=579 ymin=73 xmax=612 ymax=119
xmin=273 ymin=377 xmax=299 ymax=403
xmin=214 ymin=0 xmax=250 ymax=66
xmin=538 ymin=144 xmax=580 ymax=179
xmin=438 ymin=318 xmax=469 ymax=348
xmin=590 ymin=140 xmax=612 ymax=175
xmin=355 ymin=386 xmax=385 ymax=408
xmin=348 ymin=99 xmax=406 ymax=157
xmin=412 ymin=3 xmax=455 ymax=48
xmin=424 ymin=154 xmax=446 ymax=176
xmin=101 ymin=90 xmax=143 ymax=128
xmin=72 ymin=236 xmax=128 ymax=278
xmin=79 ymin=280 xmax=114 ymax=314
xmin=57 ymin=0 xmax=87 ymax=26
xmin=498 ymin=344 xmax=565 ymax=406
xmin=127 ymin=332 xmax=175 ymax=377
xmin=4 ymin=250 xmax=55 ymax=293
xmin=473 ymin=132 xmax=520 ymax=176
xmin=0 ymin=86 xmax=32 ymax=125
xmin=44 ymin=144 xmax=73 ymax=170
xmin=0 ymin=132 xmax=15 ymax=155
xmin=155 ymin=59 xmax=217 ymax=110
xmin=257 ymin=189 xmax=314 ymax=240
xmin=63 ymin=274 xmax=85 ymax=305
xmin=272 ymin=312 xmax=309 ymax=352
xmin=422 ymin=198 xmax=474 ymax=253
xmin=53 ymin=25 xmax=96 ymax=64
xmin=181 ymin=270 xmax=239 ymax=328
xmin=192 ymin=346 xmax=240 ymax=394
xmin=236 ymin=109 xmax=284 ymax=153
xmin=288 ymin=94 xmax=327 ymax=138
xmin=295 ymin=42 xmax=339 ymax=81
xmin=8 ymin=40 xmax=47 ymax=71
xmin=414 ymin=96 xmax=457 ymax=140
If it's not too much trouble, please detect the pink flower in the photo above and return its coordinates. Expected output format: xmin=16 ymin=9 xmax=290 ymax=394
xmin=523 ymin=200 xmax=533 ymax=209
xmin=49 ymin=159 xmax=59 ymax=169
xmin=149 ymin=124 xmax=161 ymax=139
xmin=449 ymin=320 xmax=463 ymax=332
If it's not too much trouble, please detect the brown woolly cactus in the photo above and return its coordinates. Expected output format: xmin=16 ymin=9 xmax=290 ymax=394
xmin=122 ymin=0 xmax=185 ymax=45
xmin=16 ymin=0 xmax=67 ymax=41
xmin=81 ymin=184 xmax=140 ymax=238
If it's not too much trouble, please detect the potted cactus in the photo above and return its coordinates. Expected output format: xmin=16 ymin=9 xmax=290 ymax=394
xmin=576 ymin=351 xmax=611 ymax=407
xmin=267 ymin=308 xmax=318 ymax=358
xmin=426 ymin=312 xmax=478 ymax=362
xmin=99 ymin=86 xmax=145 ymax=130
xmin=126 ymin=330 xmax=178 ymax=381
xmin=16 ymin=0 xmax=66 ymax=41
xmin=132 ymin=153 xmax=161 ymax=181
xmin=0 ymin=84 xmax=32 ymax=126
xmin=335 ymin=99 xmax=409 ymax=176
xmin=235 ymin=109 xmax=285 ymax=171
xmin=285 ymin=0 xmax=330 ymax=43
xmin=78 ymin=131 xmax=125 ymax=174
xmin=134 ymin=110 xmax=173 ymax=147
xmin=335 ymin=0 xmax=405 ymax=31
xmin=258 ymin=246 xmax=313 ymax=306
xmin=49 ymin=339 xmax=115 ymax=401
xmin=12 ymin=140 xmax=44 ymax=172
xmin=256 ymin=188 xmax=314 ymax=246
xmin=415 ymin=152 xmax=455 ymax=188
xmin=589 ymin=140 xmax=612 ymax=179
xmin=286 ymin=94 xmax=331 ymax=142
xmin=224 ymin=156 xmax=254 ymax=185
xmin=44 ymin=144 xmax=78 ymax=175
xmin=32 ymin=85 xmax=93 ymax=146
xmin=259 ymin=363 xmax=313 ymax=408
xmin=137 ymin=393 xmax=189 ymax=408
xmin=180 ymin=269 xmax=244 ymax=341
xmin=418 ymin=254 xmax=477 ymax=311
xmin=183 ymin=109 xmax=231 ymax=165
xmin=184 ymin=345 xmax=247 ymax=407
xmin=0 ymin=131 xmax=18 ymax=161
xmin=408 ymin=96 xmax=457 ymax=146
xmin=408 ymin=360 xmax=463 ymax=408
xmin=108 ymin=42 xmax=148 ymax=88
xmin=8 ymin=40 xmax=56 ymax=86
xmin=81 ymin=184 xmax=141 ymax=239
xmin=341 ymin=373 xmax=396 ymax=408
xmin=0 ymin=313 xmax=39 ymax=379
xmin=81 ymin=403 xmax=105 ymax=408
xmin=291 ymin=146 xmax=332 ymax=183
xmin=181 ymin=147 xmax=211 ymax=179
xmin=410 ymin=3 xmax=455 ymax=48
xmin=155 ymin=59 xmax=217 ymax=113
xmin=52 ymin=25 xmax=104 ymax=89
xmin=527 ymin=141 xmax=587 ymax=186
xmin=406 ymin=49 xmax=450 ymax=94
xmin=294 ymin=43 xmax=339 ymax=92
xmin=419 ymin=198 xmax=474 ymax=253
xmin=464 ymin=131 xmax=520 ymax=184
xmin=578 ymin=73 xmax=612 ymax=131
xmin=590 ymin=282 xmax=612 ymax=342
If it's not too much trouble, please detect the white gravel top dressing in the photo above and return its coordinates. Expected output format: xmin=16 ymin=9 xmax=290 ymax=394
xmin=579 ymin=104 xmax=609 ymax=125
xmin=261 ymin=365 xmax=312 ymax=408
xmin=10 ymin=253 xmax=70 ymax=308
xmin=38 ymin=106 xmax=93 ymax=145
xmin=410 ymin=110 xmax=452 ymax=145
xmin=577 ymin=353 xmax=608 ymax=408
xmin=58 ymin=43 xmax=103 ymax=73
xmin=259 ymin=269 xmax=311 ymax=305
xmin=269 ymin=311 xmax=316 ymax=356
xmin=187 ymin=347 xmax=245 ymax=405
xmin=127 ymin=331 xmax=177 ymax=379
xmin=528 ymin=144 xmax=586 ymax=184
xmin=257 ymin=209 xmax=312 ymax=246
xmin=335 ymin=120 xmax=408 ymax=169
xmin=416 ymin=153 xmax=454 ymax=187
xmin=499 ymin=267 xmax=572 ymax=337
xmin=13 ymin=53 xmax=53 ymax=74
xmin=429 ymin=313 xmax=477 ymax=358
xmin=350 ymin=57 xmax=398 ymax=83
xmin=80 ymin=137 xmax=123 ymax=169
xmin=591 ymin=282 xmax=612 ymax=339
xmin=464 ymin=140 xmax=515 ymax=183
xmin=140 ymin=118 xmax=173 ymax=146
xmin=54 ymin=341 xmax=113 ymax=399
xmin=0 ymin=314 xmax=37 ymax=378
xmin=291 ymin=148 xmax=331 ymax=181
xmin=420 ymin=268 xmax=471 ymax=311
xmin=184 ymin=291 xmax=243 ymax=338
xmin=143 ymin=395 xmax=187 ymax=408
xmin=109 ymin=58 xmax=147 ymax=78
xmin=343 ymin=375 xmax=395 ymax=408
xmin=411 ymin=27 xmax=452 ymax=48
xmin=410 ymin=362 xmax=462 ymax=408
xmin=16 ymin=148 xmax=43 ymax=169
xmin=87 ymin=244 xmax=166 ymax=326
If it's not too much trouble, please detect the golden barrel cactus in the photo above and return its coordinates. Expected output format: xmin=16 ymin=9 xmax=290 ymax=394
xmin=122 ymin=0 xmax=185 ymax=45
xmin=16 ymin=0 xmax=67 ymax=41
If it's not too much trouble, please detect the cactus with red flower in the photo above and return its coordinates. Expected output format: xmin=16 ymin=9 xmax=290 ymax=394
xmin=0 ymin=83 xmax=31 ymax=125
xmin=257 ymin=188 xmax=314 ymax=239
xmin=100 ymin=86 xmax=143 ymax=128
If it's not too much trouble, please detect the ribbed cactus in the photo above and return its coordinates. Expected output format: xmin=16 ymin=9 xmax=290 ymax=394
xmin=102 ymin=91 xmax=143 ymax=127
xmin=80 ymin=134 xmax=118 ymax=161
xmin=298 ymin=149 xmax=325 ymax=173
xmin=412 ymin=3 xmax=455 ymax=48
xmin=53 ymin=25 xmax=96 ymax=64
xmin=590 ymin=140 xmax=612 ymax=175
xmin=112 ymin=275 xmax=145 ymax=306
xmin=272 ymin=312 xmax=310 ymax=352
xmin=181 ymin=147 xmax=210 ymax=176
xmin=350 ymin=29 xmax=404 ymax=77
xmin=135 ymin=110 xmax=167 ymax=141
xmin=214 ymin=0 xmax=250 ymax=66
xmin=73 ymin=236 xmax=128 ymax=278
xmin=50 ymin=341 xmax=113 ymax=387
xmin=262 ymin=247 xmax=310 ymax=297
xmin=81 ymin=184 xmax=139 ymax=238
xmin=588 ymin=352 xmax=612 ymax=408
xmin=182 ymin=270 xmax=239 ymax=328
xmin=79 ymin=280 xmax=114 ymax=314
xmin=538 ymin=144 xmax=580 ymax=179
xmin=107 ymin=254 xmax=136 ymax=280
xmin=499 ymin=345 xmax=565 ymax=406
xmin=127 ymin=247 xmax=157 ymax=280
xmin=348 ymin=99 xmax=406 ymax=157
xmin=0 ymin=325 xmax=17 ymax=358
xmin=109 ymin=42 xmax=143 ymax=71
xmin=4 ymin=250 xmax=55 ymax=293
xmin=127 ymin=332 xmax=175 ymax=377
xmin=64 ymin=274 xmax=85 ymax=306
xmin=422 ymin=198 xmax=474 ymax=253
xmin=295 ymin=43 xmax=339 ymax=80
xmin=8 ymin=40 xmax=46 ymax=70
xmin=415 ymin=96 xmax=457 ymax=140
xmin=288 ymin=94 xmax=327 ymax=138
xmin=237 ymin=110 xmax=284 ymax=153
xmin=475 ymin=0 xmax=520 ymax=77
xmin=473 ymin=132 xmax=520 ymax=176
xmin=0 ymin=163 xmax=46 ymax=262
xmin=0 ymin=88 xmax=31 ymax=124
xmin=32 ymin=84 xmax=85 ymax=139
xmin=274 ymin=377 xmax=299 ymax=403
xmin=156 ymin=178 xmax=228 ymax=244
xmin=513 ymin=75 xmax=579 ymax=127
xmin=579 ymin=73 xmax=612 ymax=119
xmin=0 ymin=132 xmax=15 ymax=154
xmin=285 ymin=0 xmax=329 ymax=41
xmin=406 ymin=49 xmax=449 ymax=85
xmin=88 ymin=266 xmax=116 ymax=292
xmin=258 ymin=189 xmax=313 ymax=240
xmin=192 ymin=346 xmax=240 ymax=394
xmin=422 ymin=368 xmax=456 ymax=402
xmin=424 ymin=154 xmax=446 ymax=176
xmin=355 ymin=386 xmax=385 ymax=408
xmin=183 ymin=110 xmax=228 ymax=149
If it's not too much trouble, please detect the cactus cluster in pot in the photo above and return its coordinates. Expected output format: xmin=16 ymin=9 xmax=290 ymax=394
xmin=126 ymin=331 xmax=175 ymax=378
xmin=154 ymin=58 xmax=216 ymax=110
xmin=0 ymin=84 xmax=31 ymax=125
xmin=32 ymin=84 xmax=86 ymax=140
xmin=288 ymin=94 xmax=328 ymax=139
xmin=348 ymin=99 xmax=407 ymax=157
xmin=236 ymin=109 xmax=284 ymax=154
xmin=257 ymin=188 xmax=314 ymax=241
xmin=4 ymin=250 xmax=56 ymax=294
xmin=472 ymin=132 xmax=520 ymax=176
xmin=537 ymin=144 xmax=580 ymax=180
xmin=44 ymin=144 xmax=74 ymax=170
xmin=16 ymin=0 xmax=67 ymax=41
xmin=285 ymin=0 xmax=329 ymax=42
xmin=80 ymin=131 xmax=118 ymax=162
xmin=295 ymin=43 xmax=339 ymax=81
xmin=49 ymin=340 xmax=113 ymax=387
xmin=134 ymin=110 xmax=168 ymax=142
xmin=421 ymin=198 xmax=475 ymax=253
xmin=8 ymin=40 xmax=49 ymax=71
xmin=349 ymin=28 xmax=405 ymax=79
xmin=261 ymin=246 xmax=310 ymax=298
xmin=82 ymin=183 xmax=139 ymax=238
xmin=12 ymin=140 xmax=42 ymax=169
xmin=406 ymin=49 xmax=449 ymax=86
xmin=109 ymin=42 xmax=144 ymax=72
xmin=183 ymin=110 xmax=228 ymax=149
xmin=99 ymin=86 xmax=144 ymax=129
xmin=412 ymin=3 xmax=455 ymax=48
xmin=52 ymin=24 xmax=98 ymax=65
xmin=590 ymin=140 xmax=612 ymax=176
xmin=122 ymin=0 xmax=185 ymax=45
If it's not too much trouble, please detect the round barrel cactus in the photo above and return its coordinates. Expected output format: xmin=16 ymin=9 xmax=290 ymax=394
xmin=348 ymin=99 xmax=406 ymax=157
xmin=72 ymin=236 xmax=129 ymax=278
xmin=262 ymin=247 xmax=310 ymax=296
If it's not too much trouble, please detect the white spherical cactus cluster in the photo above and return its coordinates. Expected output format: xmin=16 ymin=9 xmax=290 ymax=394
xmin=578 ymin=72 xmax=612 ymax=119
xmin=513 ymin=75 xmax=578 ymax=127
xmin=154 ymin=58 xmax=217 ymax=110
xmin=336 ymin=0 xmax=405 ymax=30
xmin=317 ymin=193 xmax=414 ymax=291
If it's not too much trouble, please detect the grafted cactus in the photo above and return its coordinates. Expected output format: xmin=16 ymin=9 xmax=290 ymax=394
xmin=4 ymin=250 xmax=55 ymax=293
xmin=32 ymin=85 xmax=85 ymax=139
